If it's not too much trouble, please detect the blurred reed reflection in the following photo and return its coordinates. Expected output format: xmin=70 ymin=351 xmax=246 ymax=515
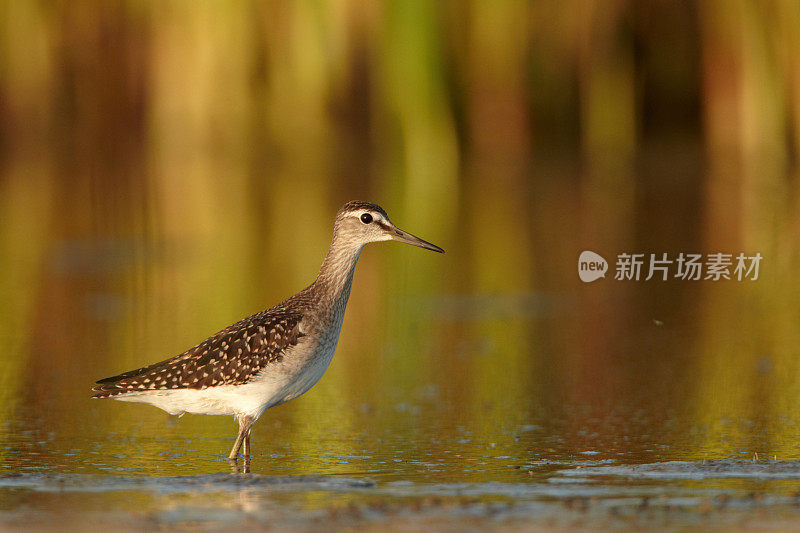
xmin=1 ymin=1 xmax=800 ymax=477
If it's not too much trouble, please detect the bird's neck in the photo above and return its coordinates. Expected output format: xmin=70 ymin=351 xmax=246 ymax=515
xmin=312 ymin=237 xmax=364 ymax=312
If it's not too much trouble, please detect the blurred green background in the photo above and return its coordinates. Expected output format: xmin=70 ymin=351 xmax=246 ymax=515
xmin=2 ymin=0 xmax=800 ymax=478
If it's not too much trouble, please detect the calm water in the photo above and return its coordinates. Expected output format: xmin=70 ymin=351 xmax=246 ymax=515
xmin=3 ymin=2 xmax=800 ymax=528
xmin=2 ymin=184 xmax=800 ymax=530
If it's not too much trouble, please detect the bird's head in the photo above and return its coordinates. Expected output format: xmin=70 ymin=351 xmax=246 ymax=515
xmin=333 ymin=201 xmax=444 ymax=253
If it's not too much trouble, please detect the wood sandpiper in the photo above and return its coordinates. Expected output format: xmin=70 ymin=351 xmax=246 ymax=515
xmin=92 ymin=201 xmax=444 ymax=464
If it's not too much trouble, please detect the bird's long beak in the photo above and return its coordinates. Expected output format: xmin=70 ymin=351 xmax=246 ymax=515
xmin=389 ymin=225 xmax=445 ymax=253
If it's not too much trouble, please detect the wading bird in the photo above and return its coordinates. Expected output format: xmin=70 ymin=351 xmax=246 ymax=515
xmin=92 ymin=201 xmax=444 ymax=464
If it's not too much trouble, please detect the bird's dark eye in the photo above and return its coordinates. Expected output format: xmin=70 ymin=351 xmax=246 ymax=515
xmin=360 ymin=213 xmax=373 ymax=224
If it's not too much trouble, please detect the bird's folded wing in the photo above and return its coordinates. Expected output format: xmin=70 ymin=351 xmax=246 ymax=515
xmin=92 ymin=310 xmax=304 ymax=397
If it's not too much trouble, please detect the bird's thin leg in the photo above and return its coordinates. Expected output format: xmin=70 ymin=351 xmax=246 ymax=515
xmin=241 ymin=429 xmax=252 ymax=474
xmin=228 ymin=415 xmax=255 ymax=460
xmin=229 ymin=433 xmax=245 ymax=461
xmin=242 ymin=441 xmax=251 ymax=474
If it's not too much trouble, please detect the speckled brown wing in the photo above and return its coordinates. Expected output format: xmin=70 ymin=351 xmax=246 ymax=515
xmin=91 ymin=310 xmax=304 ymax=398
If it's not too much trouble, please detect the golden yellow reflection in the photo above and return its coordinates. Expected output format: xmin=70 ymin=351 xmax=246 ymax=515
xmin=1 ymin=1 xmax=800 ymax=483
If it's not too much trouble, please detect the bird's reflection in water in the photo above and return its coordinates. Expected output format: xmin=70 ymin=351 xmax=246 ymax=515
xmin=229 ymin=456 xmax=251 ymax=474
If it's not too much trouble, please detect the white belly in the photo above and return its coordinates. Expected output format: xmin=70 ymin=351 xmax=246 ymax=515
xmin=113 ymin=328 xmax=341 ymax=421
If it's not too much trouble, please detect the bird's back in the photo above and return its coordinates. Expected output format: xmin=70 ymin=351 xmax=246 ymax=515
xmin=92 ymin=306 xmax=306 ymax=400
